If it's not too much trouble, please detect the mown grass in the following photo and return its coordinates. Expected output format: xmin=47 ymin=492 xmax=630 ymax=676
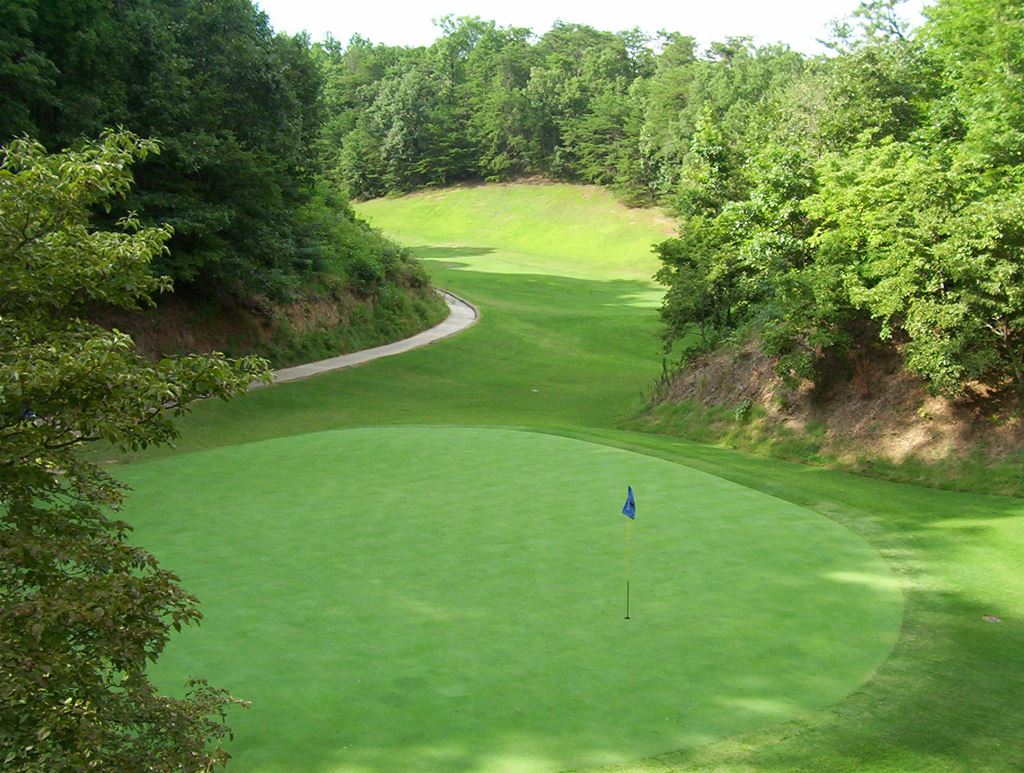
xmin=121 ymin=427 xmax=900 ymax=773
xmin=358 ymin=181 xmax=675 ymax=283
xmin=115 ymin=183 xmax=1024 ymax=771
xmin=122 ymin=185 xmax=673 ymax=460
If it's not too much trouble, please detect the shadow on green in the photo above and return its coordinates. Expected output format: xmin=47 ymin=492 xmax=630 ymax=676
xmin=408 ymin=245 xmax=497 ymax=260
xmin=111 ymin=183 xmax=1024 ymax=771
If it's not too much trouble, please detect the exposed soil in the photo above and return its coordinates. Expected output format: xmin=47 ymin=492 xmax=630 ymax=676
xmin=92 ymin=294 xmax=269 ymax=360
xmin=91 ymin=284 xmax=445 ymax=368
xmin=660 ymin=340 xmax=1024 ymax=464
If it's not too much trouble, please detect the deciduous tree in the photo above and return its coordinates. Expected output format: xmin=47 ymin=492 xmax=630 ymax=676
xmin=0 ymin=131 xmax=268 ymax=770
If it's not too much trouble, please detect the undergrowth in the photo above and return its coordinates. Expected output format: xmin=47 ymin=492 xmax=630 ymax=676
xmin=625 ymin=398 xmax=1024 ymax=498
xmin=250 ymin=286 xmax=447 ymax=368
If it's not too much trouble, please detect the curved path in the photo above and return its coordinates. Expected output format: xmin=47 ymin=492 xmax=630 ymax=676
xmin=268 ymin=289 xmax=478 ymax=385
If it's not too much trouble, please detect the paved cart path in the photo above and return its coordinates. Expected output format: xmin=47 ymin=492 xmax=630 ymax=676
xmin=269 ymin=290 xmax=478 ymax=385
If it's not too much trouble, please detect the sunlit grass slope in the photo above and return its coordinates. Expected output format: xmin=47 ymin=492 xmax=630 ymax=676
xmin=115 ymin=182 xmax=1024 ymax=771
xmin=357 ymin=182 xmax=675 ymax=282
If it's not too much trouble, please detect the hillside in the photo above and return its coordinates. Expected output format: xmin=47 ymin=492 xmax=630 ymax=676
xmin=630 ymin=339 xmax=1024 ymax=496
xmin=1 ymin=0 xmax=449 ymax=370
xmin=7 ymin=0 xmax=1024 ymax=766
xmin=93 ymin=273 xmax=447 ymax=369
xmin=324 ymin=3 xmax=1024 ymax=491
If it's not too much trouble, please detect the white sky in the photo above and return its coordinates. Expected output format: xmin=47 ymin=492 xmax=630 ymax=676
xmin=254 ymin=0 xmax=928 ymax=55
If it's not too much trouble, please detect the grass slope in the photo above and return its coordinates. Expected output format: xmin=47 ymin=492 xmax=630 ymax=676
xmin=113 ymin=183 xmax=1024 ymax=771
xmin=121 ymin=184 xmax=672 ymax=459
xmin=357 ymin=182 xmax=675 ymax=282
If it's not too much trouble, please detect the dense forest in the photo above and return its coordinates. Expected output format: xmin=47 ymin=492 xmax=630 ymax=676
xmin=317 ymin=0 xmax=1022 ymax=400
xmin=3 ymin=0 xmax=1020 ymax=390
xmin=1 ymin=0 xmax=446 ymax=365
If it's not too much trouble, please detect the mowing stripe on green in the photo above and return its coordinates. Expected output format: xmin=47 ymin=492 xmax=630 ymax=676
xmin=118 ymin=427 xmax=902 ymax=773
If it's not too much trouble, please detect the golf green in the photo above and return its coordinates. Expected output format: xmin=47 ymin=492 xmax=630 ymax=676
xmin=119 ymin=426 xmax=902 ymax=773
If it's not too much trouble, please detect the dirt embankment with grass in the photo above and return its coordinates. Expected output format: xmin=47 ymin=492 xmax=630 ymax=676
xmin=95 ymin=277 xmax=448 ymax=369
xmin=628 ymin=340 xmax=1024 ymax=496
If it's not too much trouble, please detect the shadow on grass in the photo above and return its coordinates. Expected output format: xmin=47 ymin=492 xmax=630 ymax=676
xmin=407 ymin=245 xmax=496 ymax=260
xmin=606 ymin=585 xmax=1024 ymax=772
xmin=110 ymin=268 xmax=667 ymax=462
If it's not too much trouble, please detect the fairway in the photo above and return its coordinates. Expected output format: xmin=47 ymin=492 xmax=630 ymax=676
xmin=119 ymin=427 xmax=901 ymax=773
xmin=111 ymin=182 xmax=1024 ymax=771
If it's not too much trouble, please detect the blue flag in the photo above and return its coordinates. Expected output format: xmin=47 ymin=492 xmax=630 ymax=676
xmin=622 ymin=486 xmax=636 ymax=520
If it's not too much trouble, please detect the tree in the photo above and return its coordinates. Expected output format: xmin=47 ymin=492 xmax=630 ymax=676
xmin=0 ymin=0 xmax=339 ymax=301
xmin=654 ymin=230 xmax=734 ymax=354
xmin=0 ymin=1 xmax=57 ymax=141
xmin=463 ymin=23 xmax=538 ymax=179
xmin=0 ymin=132 xmax=269 ymax=769
xmin=924 ymin=0 xmax=1024 ymax=168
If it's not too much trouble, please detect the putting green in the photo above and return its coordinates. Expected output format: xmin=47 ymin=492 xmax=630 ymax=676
xmin=119 ymin=427 xmax=902 ymax=772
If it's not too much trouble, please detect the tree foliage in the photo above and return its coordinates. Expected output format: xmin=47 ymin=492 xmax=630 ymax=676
xmin=318 ymin=0 xmax=1023 ymax=397
xmin=0 ymin=132 xmax=269 ymax=770
xmin=0 ymin=0 xmax=426 ymax=306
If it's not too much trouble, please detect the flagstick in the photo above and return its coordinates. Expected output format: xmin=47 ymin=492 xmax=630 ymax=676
xmin=625 ymin=518 xmax=632 ymax=620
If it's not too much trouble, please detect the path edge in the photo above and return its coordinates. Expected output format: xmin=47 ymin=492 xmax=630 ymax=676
xmin=263 ymin=288 xmax=479 ymax=387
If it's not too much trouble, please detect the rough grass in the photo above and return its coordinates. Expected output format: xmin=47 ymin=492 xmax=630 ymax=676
xmin=112 ymin=183 xmax=1024 ymax=772
xmin=631 ymin=333 xmax=1024 ymax=497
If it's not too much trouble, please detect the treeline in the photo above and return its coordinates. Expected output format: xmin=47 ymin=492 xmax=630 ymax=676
xmin=654 ymin=0 xmax=1024 ymax=399
xmin=321 ymin=0 xmax=1023 ymax=397
xmin=318 ymin=17 xmax=802 ymax=203
xmin=0 ymin=0 xmax=431 ymax=304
